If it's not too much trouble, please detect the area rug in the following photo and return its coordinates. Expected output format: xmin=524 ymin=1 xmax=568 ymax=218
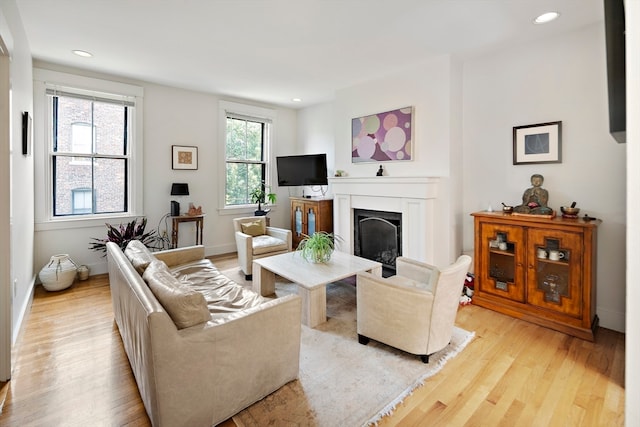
xmin=222 ymin=267 xmax=475 ymax=427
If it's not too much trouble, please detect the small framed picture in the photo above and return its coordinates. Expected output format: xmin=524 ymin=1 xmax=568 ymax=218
xmin=513 ymin=121 xmax=562 ymax=165
xmin=172 ymin=145 xmax=198 ymax=170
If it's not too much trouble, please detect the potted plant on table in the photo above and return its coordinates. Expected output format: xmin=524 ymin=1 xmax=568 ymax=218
xmin=250 ymin=182 xmax=277 ymax=216
xmin=296 ymin=231 xmax=343 ymax=263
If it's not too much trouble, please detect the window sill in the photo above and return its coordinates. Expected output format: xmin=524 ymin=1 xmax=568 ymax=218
xmin=34 ymin=214 xmax=141 ymax=232
xmin=217 ymin=205 xmax=278 ymax=216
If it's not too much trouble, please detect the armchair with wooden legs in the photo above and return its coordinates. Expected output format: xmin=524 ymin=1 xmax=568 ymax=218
xmin=356 ymin=255 xmax=472 ymax=363
xmin=233 ymin=216 xmax=292 ymax=280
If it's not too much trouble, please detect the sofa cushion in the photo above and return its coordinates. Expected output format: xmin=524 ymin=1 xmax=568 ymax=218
xmin=252 ymin=235 xmax=288 ymax=255
xmin=384 ymin=274 xmax=430 ymax=291
xmin=169 ymin=259 xmax=265 ymax=319
xmin=124 ymin=240 xmax=157 ymax=274
xmin=384 ymin=272 xmax=439 ymax=292
xmin=240 ymin=220 xmax=266 ymax=237
xmin=143 ymin=260 xmax=211 ymax=329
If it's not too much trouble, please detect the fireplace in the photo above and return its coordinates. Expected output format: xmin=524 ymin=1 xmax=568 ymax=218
xmin=328 ymin=176 xmax=447 ymax=268
xmin=354 ymin=209 xmax=401 ymax=277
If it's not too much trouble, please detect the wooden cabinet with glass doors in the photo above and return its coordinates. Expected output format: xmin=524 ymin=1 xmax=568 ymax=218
xmin=290 ymin=197 xmax=333 ymax=249
xmin=471 ymin=211 xmax=601 ymax=341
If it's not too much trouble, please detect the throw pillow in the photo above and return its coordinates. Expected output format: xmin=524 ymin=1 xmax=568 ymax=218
xmin=124 ymin=240 xmax=156 ymax=274
xmin=143 ymin=260 xmax=211 ymax=329
xmin=240 ymin=220 xmax=266 ymax=237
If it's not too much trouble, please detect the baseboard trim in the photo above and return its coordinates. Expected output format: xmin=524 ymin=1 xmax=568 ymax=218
xmin=596 ymin=306 xmax=625 ymax=333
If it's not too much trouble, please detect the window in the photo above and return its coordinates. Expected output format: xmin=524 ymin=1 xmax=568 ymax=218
xmin=47 ymin=89 xmax=133 ymax=217
xmin=71 ymin=188 xmax=93 ymax=214
xmin=224 ymin=113 xmax=272 ymax=206
xmin=34 ymin=68 xmax=143 ymax=227
xmin=70 ymin=122 xmax=94 ymax=166
xmin=71 ymin=122 xmax=93 ymax=154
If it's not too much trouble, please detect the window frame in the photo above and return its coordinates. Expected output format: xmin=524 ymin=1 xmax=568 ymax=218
xmin=51 ymin=94 xmax=130 ymax=217
xmin=224 ymin=114 xmax=268 ymax=207
xmin=33 ymin=68 xmax=144 ymax=230
xmin=218 ymin=100 xmax=276 ymax=215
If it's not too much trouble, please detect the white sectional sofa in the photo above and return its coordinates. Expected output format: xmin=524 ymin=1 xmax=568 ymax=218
xmin=106 ymin=241 xmax=302 ymax=427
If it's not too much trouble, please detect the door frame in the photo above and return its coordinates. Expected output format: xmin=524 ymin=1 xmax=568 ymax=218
xmin=0 ymin=34 xmax=12 ymax=381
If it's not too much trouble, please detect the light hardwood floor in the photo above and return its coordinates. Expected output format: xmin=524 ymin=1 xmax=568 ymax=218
xmin=0 ymin=253 xmax=625 ymax=426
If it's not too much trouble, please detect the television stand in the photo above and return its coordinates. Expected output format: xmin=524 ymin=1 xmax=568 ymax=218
xmin=290 ymin=197 xmax=333 ymax=249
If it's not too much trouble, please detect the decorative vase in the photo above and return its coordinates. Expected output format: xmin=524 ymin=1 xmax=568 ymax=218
xmin=39 ymin=254 xmax=78 ymax=291
xmin=77 ymin=265 xmax=90 ymax=281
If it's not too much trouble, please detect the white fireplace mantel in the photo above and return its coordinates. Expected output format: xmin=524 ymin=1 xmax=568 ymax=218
xmin=329 ymin=176 xmax=439 ymax=199
xmin=328 ymin=176 xmax=444 ymax=265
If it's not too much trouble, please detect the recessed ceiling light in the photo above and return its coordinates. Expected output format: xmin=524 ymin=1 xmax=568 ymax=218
xmin=292 ymin=98 xmax=302 ymax=102
xmin=72 ymin=49 xmax=93 ymax=58
xmin=534 ymin=12 xmax=560 ymax=24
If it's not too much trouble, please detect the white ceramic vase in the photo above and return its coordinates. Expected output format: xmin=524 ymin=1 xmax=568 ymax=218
xmin=39 ymin=254 xmax=78 ymax=291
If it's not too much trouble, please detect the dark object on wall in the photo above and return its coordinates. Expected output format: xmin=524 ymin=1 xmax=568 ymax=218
xmin=170 ymin=183 xmax=189 ymax=216
xmin=22 ymin=111 xmax=32 ymax=155
xmin=512 ymin=121 xmax=562 ymax=165
xmin=171 ymin=201 xmax=180 ymax=217
xmin=604 ymin=0 xmax=626 ymax=143
xmin=276 ymin=153 xmax=328 ymax=186
xmin=171 ymin=145 xmax=198 ymax=169
xmin=171 ymin=183 xmax=189 ymax=196
xmin=376 ymin=165 xmax=383 ymax=176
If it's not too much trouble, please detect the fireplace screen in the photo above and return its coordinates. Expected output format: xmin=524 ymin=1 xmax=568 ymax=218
xmin=354 ymin=209 xmax=402 ymax=276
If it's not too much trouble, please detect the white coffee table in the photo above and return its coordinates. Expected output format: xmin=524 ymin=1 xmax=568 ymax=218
xmin=252 ymin=251 xmax=382 ymax=328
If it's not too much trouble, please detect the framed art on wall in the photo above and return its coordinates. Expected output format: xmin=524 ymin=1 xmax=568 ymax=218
xmin=172 ymin=145 xmax=198 ymax=170
xmin=513 ymin=121 xmax=562 ymax=165
xmin=352 ymin=106 xmax=413 ymax=163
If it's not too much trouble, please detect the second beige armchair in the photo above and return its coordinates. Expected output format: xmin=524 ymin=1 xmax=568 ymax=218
xmin=233 ymin=216 xmax=292 ymax=280
xmin=356 ymin=255 xmax=472 ymax=363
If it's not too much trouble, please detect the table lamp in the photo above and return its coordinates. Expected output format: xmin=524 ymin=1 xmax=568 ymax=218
xmin=170 ymin=183 xmax=189 ymax=216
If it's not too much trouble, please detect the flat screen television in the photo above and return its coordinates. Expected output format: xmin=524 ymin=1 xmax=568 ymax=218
xmin=604 ymin=0 xmax=626 ymax=143
xmin=276 ymin=154 xmax=328 ymax=186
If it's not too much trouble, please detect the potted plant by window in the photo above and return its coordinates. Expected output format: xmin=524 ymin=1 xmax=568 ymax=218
xmin=250 ymin=182 xmax=277 ymax=216
xmin=89 ymin=217 xmax=163 ymax=255
xmin=296 ymin=231 xmax=343 ymax=263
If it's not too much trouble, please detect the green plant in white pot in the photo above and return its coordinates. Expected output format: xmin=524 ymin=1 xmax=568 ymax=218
xmin=296 ymin=231 xmax=343 ymax=263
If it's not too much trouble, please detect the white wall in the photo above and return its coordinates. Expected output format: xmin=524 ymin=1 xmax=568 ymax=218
xmin=298 ymin=55 xmax=463 ymax=267
xmin=333 ymin=55 xmax=457 ymax=179
xmin=4 ymin=0 xmax=34 ymax=340
xmin=625 ymin=1 xmax=640 ymax=424
xmin=0 ymin=4 xmax=13 ymax=382
xmin=296 ymin=102 xmax=335 ymax=198
xmin=462 ymin=23 xmax=626 ymax=332
xmin=334 ymin=56 xmax=464 ymax=266
xmin=0 ymin=0 xmax=34 ymax=378
xmin=32 ymin=64 xmax=298 ymax=276
xmin=297 ymin=23 xmax=625 ymax=331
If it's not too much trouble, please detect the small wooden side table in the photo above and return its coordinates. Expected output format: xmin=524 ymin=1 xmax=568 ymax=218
xmin=171 ymin=214 xmax=205 ymax=248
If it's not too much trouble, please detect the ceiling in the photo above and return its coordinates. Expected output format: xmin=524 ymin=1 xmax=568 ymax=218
xmin=15 ymin=0 xmax=604 ymax=108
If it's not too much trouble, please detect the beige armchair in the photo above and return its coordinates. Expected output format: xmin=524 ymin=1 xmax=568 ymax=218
xmin=233 ymin=216 xmax=292 ymax=280
xmin=356 ymin=255 xmax=472 ymax=363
